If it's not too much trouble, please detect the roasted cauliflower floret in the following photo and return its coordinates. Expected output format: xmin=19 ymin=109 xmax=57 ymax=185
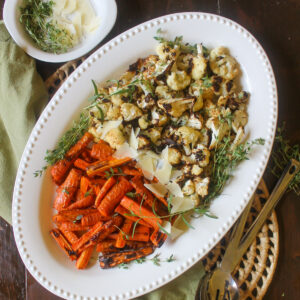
xmin=192 ymin=144 xmax=210 ymax=167
xmin=232 ymin=110 xmax=248 ymax=133
xmin=137 ymin=94 xmax=156 ymax=110
xmin=146 ymin=128 xmax=162 ymax=144
xmin=157 ymin=97 xmax=194 ymax=118
xmin=156 ymin=42 xmax=179 ymax=61
xmin=137 ymin=135 xmax=150 ymax=150
xmin=167 ymin=70 xmax=191 ymax=91
xmin=187 ymin=113 xmax=203 ymax=130
xmin=206 ymin=117 xmax=230 ymax=149
xmin=192 ymin=164 xmax=203 ymax=176
xmin=120 ymin=103 xmax=143 ymax=121
xmin=182 ymin=179 xmax=195 ymax=196
xmin=89 ymin=103 xmax=110 ymax=120
xmin=211 ymin=76 xmax=235 ymax=96
xmin=107 ymin=105 xmax=121 ymax=120
xmin=191 ymin=55 xmax=207 ymax=80
xmin=119 ymin=71 xmax=135 ymax=85
xmin=104 ymin=128 xmax=126 ymax=149
xmin=230 ymin=127 xmax=244 ymax=150
xmin=176 ymin=53 xmax=194 ymax=72
xmin=194 ymin=177 xmax=210 ymax=197
xmin=151 ymin=108 xmax=169 ymax=126
xmin=174 ymin=126 xmax=201 ymax=148
xmin=155 ymin=85 xmax=172 ymax=99
xmin=138 ymin=115 xmax=149 ymax=130
xmin=209 ymin=46 xmax=239 ymax=80
xmin=109 ymin=86 xmax=124 ymax=106
xmin=168 ymin=147 xmax=182 ymax=165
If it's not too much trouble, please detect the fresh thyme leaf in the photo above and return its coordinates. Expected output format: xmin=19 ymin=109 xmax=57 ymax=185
xmin=135 ymin=257 xmax=147 ymax=264
xmin=118 ymin=263 xmax=129 ymax=269
xmin=202 ymin=76 xmax=212 ymax=88
xmin=131 ymin=218 xmax=141 ymax=238
xmin=92 ymin=79 xmax=99 ymax=95
xmin=166 ymin=254 xmax=175 ymax=262
xmin=114 ymin=225 xmax=130 ymax=240
xmin=33 ymin=166 xmax=47 ymax=177
xmin=181 ymin=214 xmax=195 ymax=229
xmin=202 ymin=45 xmax=209 ymax=57
xmin=96 ymin=105 xmax=104 ymax=121
xmin=157 ymin=222 xmax=170 ymax=236
xmin=19 ymin=0 xmax=73 ymax=53
xmin=271 ymin=124 xmax=300 ymax=195
xmin=125 ymin=192 xmax=136 ymax=198
xmin=44 ymin=113 xmax=90 ymax=166
xmin=151 ymin=253 xmax=161 ymax=266
xmin=167 ymin=194 xmax=173 ymax=213
xmin=84 ymin=188 xmax=93 ymax=197
xmin=62 ymin=188 xmax=69 ymax=195
xmin=73 ymin=214 xmax=83 ymax=223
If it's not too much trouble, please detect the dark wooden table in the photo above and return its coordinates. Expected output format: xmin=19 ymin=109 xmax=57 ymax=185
xmin=0 ymin=1 xmax=299 ymax=299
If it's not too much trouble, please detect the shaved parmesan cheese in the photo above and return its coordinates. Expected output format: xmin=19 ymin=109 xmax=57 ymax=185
xmin=53 ymin=0 xmax=67 ymax=14
xmin=170 ymin=169 xmax=183 ymax=181
xmin=63 ymin=0 xmax=77 ymax=14
xmin=144 ymin=183 xmax=168 ymax=197
xmin=77 ymin=0 xmax=96 ymax=25
xmin=161 ymin=221 xmax=171 ymax=234
xmin=96 ymin=120 xmax=122 ymax=139
xmin=171 ymin=196 xmax=195 ymax=214
xmin=113 ymin=142 xmax=138 ymax=159
xmin=170 ymin=226 xmax=184 ymax=240
xmin=137 ymin=155 xmax=155 ymax=180
xmin=129 ymin=128 xmax=138 ymax=151
xmin=155 ymin=146 xmax=172 ymax=184
xmin=165 ymin=182 xmax=183 ymax=197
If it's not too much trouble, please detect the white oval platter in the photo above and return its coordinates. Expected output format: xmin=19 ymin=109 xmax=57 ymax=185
xmin=3 ymin=0 xmax=117 ymax=63
xmin=12 ymin=12 xmax=277 ymax=300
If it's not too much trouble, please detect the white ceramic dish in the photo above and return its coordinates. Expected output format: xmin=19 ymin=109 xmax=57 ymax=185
xmin=3 ymin=0 xmax=117 ymax=63
xmin=12 ymin=12 xmax=277 ymax=300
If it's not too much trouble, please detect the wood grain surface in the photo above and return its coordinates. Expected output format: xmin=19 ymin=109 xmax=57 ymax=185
xmin=0 ymin=0 xmax=299 ymax=299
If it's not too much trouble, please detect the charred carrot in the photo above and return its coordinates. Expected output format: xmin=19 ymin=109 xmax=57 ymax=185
xmin=50 ymin=159 xmax=74 ymax=185
xmin=129 ymin=225 xmax=150 ymax=242
xmin=99 ymin=246 xmax=155 ymax=268
xmin=76 ymin=245 xmax=94 ymax=269
xmin=59 ymin=222 xmax=91 ymax=232
xmin=90 ymin=141 xmax=114 ymax=161
xmin=80 ymin=149 xmax=93 ymax=162
xmin=61 ymin=230 xmax=79 ymax=245
xmin=120 ymin=196 xmax=162 ymax=230
xmin=50 ymin=229 xmax=78 ymax=260
xmin=54 ymin=169 xmax=82 ymax=211
xmin=96 ymin=240 xmax=149 ymax=253
xmin=94 ymin=177 xmax=116 ymax=207
xmin=131 ymin=176 xmax=155 ymax=207
xmin=66 ymin=132 xmax=93 ymax=160
xmin=73 ymin=215 xmax=123 ymax=251
xmin=54 ymin=208 xmax=97 ymax=221
xmin=122 ymin=166 xmax=143 ymax=176
xmin=150 ymin=229 xmax=167 ymax=247
xmin=114 ymin=205 xmax=151 ymax=228
xmin=115 ymin=219 xmax=133 ymax=248
xmin=74 ymin=159 xmax=90 ymax=171
xmin=86 ymin=157 xmax=132 ymax=176
xmin=98 ymin=177 xmax=133 ymax=217
xmin=81 ymin=212 xmax=110 ymax=226
xmin=66 ymin=193 xmax=95 ymax=210
xmin=80 ymin=176 xmax=91 ymax=194
xmin=152 ymin=193 xmax=168 ymax=207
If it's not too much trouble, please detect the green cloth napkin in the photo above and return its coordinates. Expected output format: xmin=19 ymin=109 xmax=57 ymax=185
xmin=0 ymin=21 xmax=48 ymax=224
xmin=0 ymin=21 xmax=205 ymax=299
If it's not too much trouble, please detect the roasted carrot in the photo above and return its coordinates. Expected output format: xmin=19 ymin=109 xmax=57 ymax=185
xmin=152 ymin=192 xmax=168 ymax=207
xmin=50 ymin=229 xmax=78 ymax=260
xmin=76 ymin=245 xmax=94 ymax=269
xmin=61 ymin=230 xmax=79 ymax=245
xmin=122 ymin=166 xmax=143 ymax=176
xmin=107 ymin=233 xmax=118 ymax=240
xmin=150 ymin=229 xmax=167 ymax=247
xmin=99 ymin=246 xmax=155 ymax=268
xmin=94 ymin=177 xmax=116 ymax=207
xmin=50 ymin=158 xmax=74 ymax=185
xmin=96 ymin=240 xmax=149 ymax=253
xmin=66 ymin=193 xmax=95 ymax=210
xmin=74 ymin=159 xmax=90 ymax=171
xmin=115 ymin=219 xmax=133 ymax=248
xmin=81 ymin=212 xmax=110 ymax=226
xmin=80 ymin=176 xmax=91 ymax=194
xmin=98 ymin=177 xmax=133 ymax=217
xmin=54 ymin=209 xmax=97 ymax=221
xmin=90 ymin=178 xmax=106 ymax=186
xmin=80 ymin=149 xmax=93 ymax=162
xmin=114 ymin=205 xmax=151 ymax=228
xmin=131 ymin=176 xmax=155 ymax=207
xmin=93 ymin=185 xmax=101 ymax=197
xmin=73 ymin=215 xmax=123 ymax=251
xmin=54 ymin=169 xmax=82 ymax=211
xmin=129 ymin=225 xmax=150 ymax=242
xmin=59 ymin=222 xmax=91 ymax=232
xmin=90 ymin=141 xmax=114 ymax=161
xmin=120 ymin=196 xmax=162 ymax=230
xmin=65 ymin=132 xmax=93 ymax=160
xmin=86 ymin=157 xmax=132 ymax=176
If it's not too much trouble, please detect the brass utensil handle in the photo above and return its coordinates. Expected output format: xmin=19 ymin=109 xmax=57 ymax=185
xmin=230 ymin=159 xmax=300 ymax=271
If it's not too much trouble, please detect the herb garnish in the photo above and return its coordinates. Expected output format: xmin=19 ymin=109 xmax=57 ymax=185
xmin=19 ymin=0 xmax=73 ymax=53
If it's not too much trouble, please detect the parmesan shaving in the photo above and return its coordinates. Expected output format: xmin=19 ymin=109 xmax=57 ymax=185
xmin=171 ymin=196 xmax=195 ymax=214
xmin=165 ymin=182 xmax=183 ymax=197
xmin=155 ymin=146 xmax=172 ymax=184
xmin=136 ymin=155 xmax=155 ymax=180
xmin=170 ymin=226 xmax=184 ymax=240
xmin=144 ymin=183 xmax=168 ymax=197
xmin=113 ymin=142 xmax=138 ymax=159
xmin=161 ymin=221 xmax=171 ymax=235
xmin=129 ymin=128 xmax=138 ymax=151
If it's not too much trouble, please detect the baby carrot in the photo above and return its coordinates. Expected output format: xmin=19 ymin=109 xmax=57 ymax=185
xmin=76 ymin=245 xmax=94 ymax=269
xmin=150 ymin=229 xmax=167 ymax=247
xmin=81 ymin=212 xmax=110 ymax=226
xmin=120 ymin=196 xmax=162 ymax=230
xmin=94 ymin=177 xmax=116 ymax=207
xmin=90 ymin=141 xmax=114 ymax=161
xmin=61 ymin=229 xmax=79 ymax=245
xmin=115 ymin=219 xmax=133 ymax=248
xmin=74 ymin=159 xmax=90 ymax=171
xmin=66 ymin=193 xmax=95 ymax=210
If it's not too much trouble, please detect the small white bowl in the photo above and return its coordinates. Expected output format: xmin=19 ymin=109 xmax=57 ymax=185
xmin=3 ymin=0 xmax=117 ymax=63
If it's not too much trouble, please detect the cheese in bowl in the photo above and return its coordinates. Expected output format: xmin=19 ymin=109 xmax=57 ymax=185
xmin=19 ymin=0 xmax=100 ymax=54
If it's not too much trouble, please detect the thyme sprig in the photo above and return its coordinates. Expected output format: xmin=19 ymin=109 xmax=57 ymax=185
xmin=271 ymin=125 xmax=300 ymax=195
xmin=19 ymin=0 xmax=73 ymax=53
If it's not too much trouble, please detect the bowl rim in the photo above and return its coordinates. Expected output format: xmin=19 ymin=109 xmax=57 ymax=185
xmin=3 ymin=0 xmax=118 ymax=63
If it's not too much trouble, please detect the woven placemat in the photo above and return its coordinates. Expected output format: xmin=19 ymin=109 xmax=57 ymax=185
xmin=45 ymin=59 xmax=279 ymax=300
